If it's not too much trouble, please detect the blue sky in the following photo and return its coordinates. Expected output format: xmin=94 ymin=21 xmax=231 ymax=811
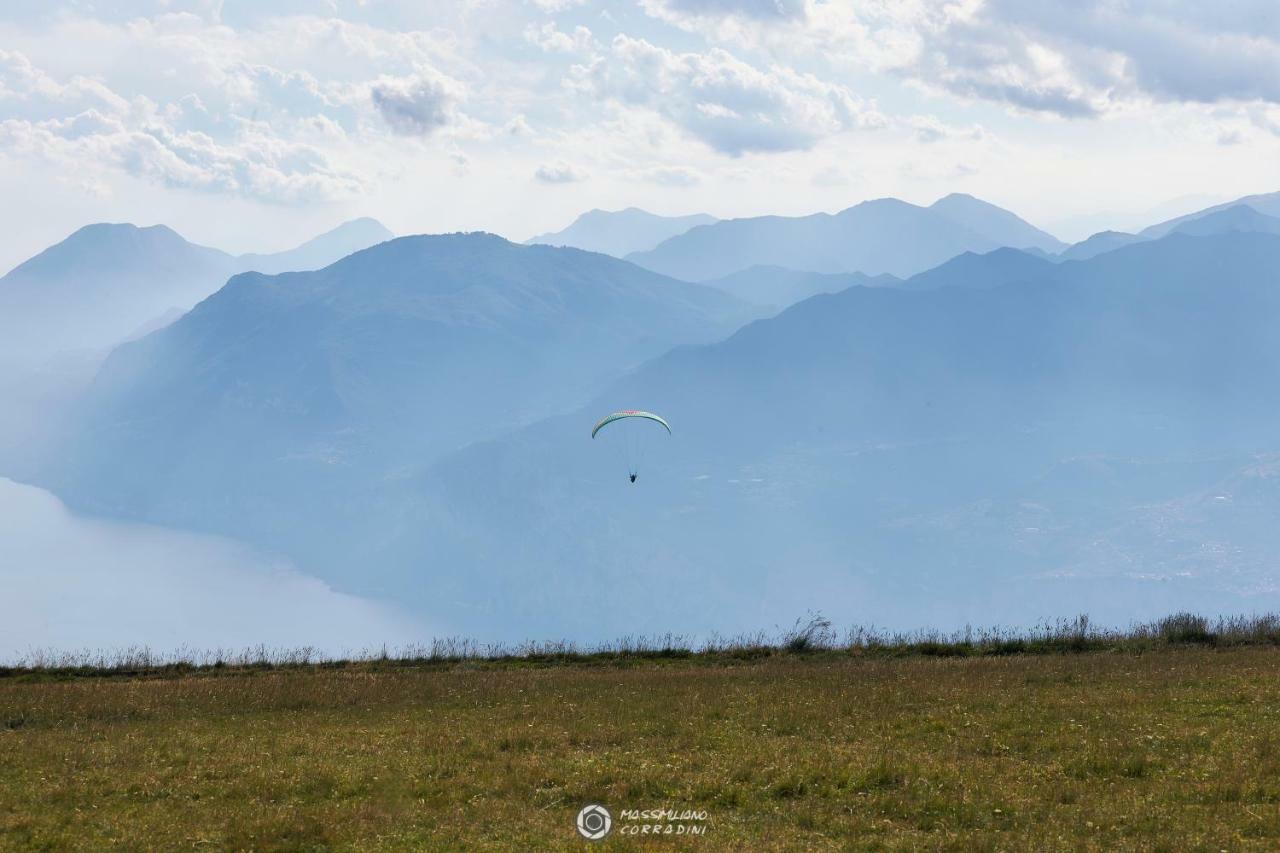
xmin=1 ymin=0 xmax=1278 ymax=268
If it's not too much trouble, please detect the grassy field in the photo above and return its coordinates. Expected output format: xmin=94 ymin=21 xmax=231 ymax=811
xmin=5 ymin=631 xmax=1280 ymax=850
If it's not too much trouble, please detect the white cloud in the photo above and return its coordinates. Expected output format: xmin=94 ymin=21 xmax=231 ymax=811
xmin=639 ymin=0 xmax=807 ymax=43
xmin=1251 ymin=105 xmax=1280 ymax=137
xmin=1218 ymin=127 xmax=1245 ymax=146
xmin=907 ymin=115 xmax=988 ymax=144
xmin=504 ymin=114 xmax=534 ymax=136
xmin=370 ymin=68 xmax=464 ymax=136
xmin=524 ymin=21 xmax=597 ymax=54
xmin=809 ymin=163 xmax=855 ymax=188
xmin=900 ymin=158 xmax=980 ymax=181
xmin=535 ymin=160 xmax=587 ymax=183
xmin=843 ymin=1 xmax=1280 ymax=118
xmin=0 ymin=49 xmax=131 ymax=117
xmin=0 ymin=0 xmax=1277 ymax=271
xmin=573 ymin=35 xmax=883 ymax=155
xmin=530 ymin=0 xmax=588 ymax=12
xmin=642 ymin=0 xmax=806 ymax=24
xmin=635 ymin=165 xmax=702 ymax=186
xmin=635 ymin=1 xmax=1280 ymax=118
xmin=0 ymin=51 xmax=367 ymax=205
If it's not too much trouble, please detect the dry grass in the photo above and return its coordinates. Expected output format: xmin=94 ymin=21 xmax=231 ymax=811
xmin=4 ymin=645 xmax=1280 ymax=850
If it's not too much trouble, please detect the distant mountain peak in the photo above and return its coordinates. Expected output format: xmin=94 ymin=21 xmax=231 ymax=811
xmin=901 ymin=245 xmax=1053 ymax=291
xmin=305 ymin=217 xmax=393 ymax=241
xmin=928 ymin=193 xmax=1066 ymax=253
xmin=71 ymin=221 xmax=178 ymax=237
xmin=841 ymin=197 xmax=915 ymax=214
xmin=1058 ymin=200 xmax=1280 ymax=264
xmin=5 ymin=221 xmax=230 ymax=282
xmin=527 ymin=208 xmax=718 ymax=258
xmin=0 ymin=216 xmax=400 ymax=357
xmin=1141 ymin=190 xmax=1280 ymax=238
xmin=60 ymin=222 xmax=202 ymax=253
xmin=234 ymin=217 xmax=395 ymax=275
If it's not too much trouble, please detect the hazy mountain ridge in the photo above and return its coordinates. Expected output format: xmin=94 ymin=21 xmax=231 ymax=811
xmin=384 ymin=231 xmax=1280 ymax=635
xmin=899 ymin=247 xmax=1055 ymax=291
xmin=927 ymin=193 xmax=1066 ymax=253
xmin=237 ymin=218 xmax=395 ymax=274
xmin=1054 ymin=189 xmax=1280 ymax=262
xmin=2 ymin=223 xmax=232 ymax=282
xmin=1168 ymin=205 xmax=1280 ymax=238
xmin=36 ymin=229 xmax=1280 ymax=637
xmin=1055 ymin=202 xmax=1280 ymax=263
xmin=625 ymin=195 xmax=1062 ymax=282
xmin=36 ymin=233 xmax=755 ymax=565
xmin=1141 ymin=191 xmax=1280 ymax=238
xmin=0 ymin=218 xmax=395 ymax=360
xmin=527 ymin=208 xmax=717 ymax=258
xmin=700 ymin=265 xmax=897 ymax=310
xmin=1057 ymin=230 xmax=1144 ymax=262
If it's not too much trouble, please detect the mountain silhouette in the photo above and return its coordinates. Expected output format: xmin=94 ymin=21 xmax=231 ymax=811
xmin=900 ymin=247 xmax=1054 ymax=290
xmin=927 ymin=193 xmax=1066 ymax=254
xmin=238 ymin=218 xmax=394 ymax=274
xmin=626 ymin=196 xmax=1060 ymax=281
xmin=1141 ymin=191 xmax=1280 ymax=238
xmin=0 ymin=219 xmax=395 ymax=359
xmin=1057 ymin=230 xmax=1144 ymax=262
xmin=699 ymin=265 xmax=896 ymax=310
xmin=527 ymin=208 xmax=716 ymax=258
xmin=1057 ymin=204 xmax=1280 ymax=263
xmin=38 ymin=233 xmax=753 ymax=564
xmin=1166 ymin=204 xmax=1280 ymax=238
xmin=37 ymin=230 xmax=1280 ymax=637
xmin=383 ymin=231 xmax=1280 ymax=636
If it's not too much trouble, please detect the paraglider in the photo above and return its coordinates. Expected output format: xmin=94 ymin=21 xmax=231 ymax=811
xmin=591 ymin=410 xmax=671 ymax=483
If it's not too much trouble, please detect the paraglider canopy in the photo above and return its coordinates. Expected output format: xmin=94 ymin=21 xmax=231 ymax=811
xmin=591 ymin=410 xmax=672 ymax=439
xmin=591 ymin=410 xmax=671 ymax=482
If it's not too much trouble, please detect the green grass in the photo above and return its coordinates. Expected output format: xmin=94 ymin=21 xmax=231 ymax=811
xmin=4 ymin=620 xmax=1280 ymax=849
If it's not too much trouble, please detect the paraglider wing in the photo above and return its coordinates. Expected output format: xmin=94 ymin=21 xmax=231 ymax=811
xmin=591 ymin=410 xmax=672 ymax=439
xmin=591 ymin=410 xmax=672 ymax=481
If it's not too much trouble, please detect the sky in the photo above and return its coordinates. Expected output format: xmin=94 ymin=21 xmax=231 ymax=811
xmin=1 ymin=0 xmax=1278 ymax=270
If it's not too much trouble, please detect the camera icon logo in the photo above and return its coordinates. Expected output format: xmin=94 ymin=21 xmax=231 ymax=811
xmin=575 ymin=803 xmax=613 ymax=841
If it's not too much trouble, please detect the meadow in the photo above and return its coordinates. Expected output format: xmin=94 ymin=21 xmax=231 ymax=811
xmin=4 ymin=615 xmax=1280 ymax=850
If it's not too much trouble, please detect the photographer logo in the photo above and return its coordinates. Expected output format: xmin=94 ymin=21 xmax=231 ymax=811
xmin=575 ymin=804 xmax=613 ymax=841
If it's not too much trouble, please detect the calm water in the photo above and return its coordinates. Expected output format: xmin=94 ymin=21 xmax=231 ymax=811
xmin=0 ymin=477 xmax=429 ymax=662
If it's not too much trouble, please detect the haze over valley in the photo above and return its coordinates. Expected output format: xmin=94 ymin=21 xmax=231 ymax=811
xmin=5 ymin=186 xmax=1280 ymax=652
xmin=5 ymin=1 xmax=1280 ymax=657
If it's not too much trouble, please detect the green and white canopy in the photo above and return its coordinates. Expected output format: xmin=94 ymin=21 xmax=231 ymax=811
xmin=591 ymin=410 xmax=671 ymax=439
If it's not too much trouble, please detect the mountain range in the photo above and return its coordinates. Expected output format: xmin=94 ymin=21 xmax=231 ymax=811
xmin=1057 ymin=199 xmax=1280 ymax=262
xmin=1140 ymin=191 xmax=1280 ymax=238
xmin=626 ymin=194 xmax=1065 ymax=281
xmin=30 ymin=224 xmax=1280 ymax=637
xmin=0 ymin=218 xmax=394 ymax=360
xmin=699 ymin=266 xmax=897 ymax=310
xmin=527 ymin=208 xmax=717 ymax=258
xmin=373 ymin=230 xmax=1280 ymax=636
xmin=34 ymin=233 xmax=754 ymax=565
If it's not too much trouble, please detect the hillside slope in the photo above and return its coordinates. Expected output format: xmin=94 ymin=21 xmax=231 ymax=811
xmin=39 ymin=234 xmax=754 ymax=562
